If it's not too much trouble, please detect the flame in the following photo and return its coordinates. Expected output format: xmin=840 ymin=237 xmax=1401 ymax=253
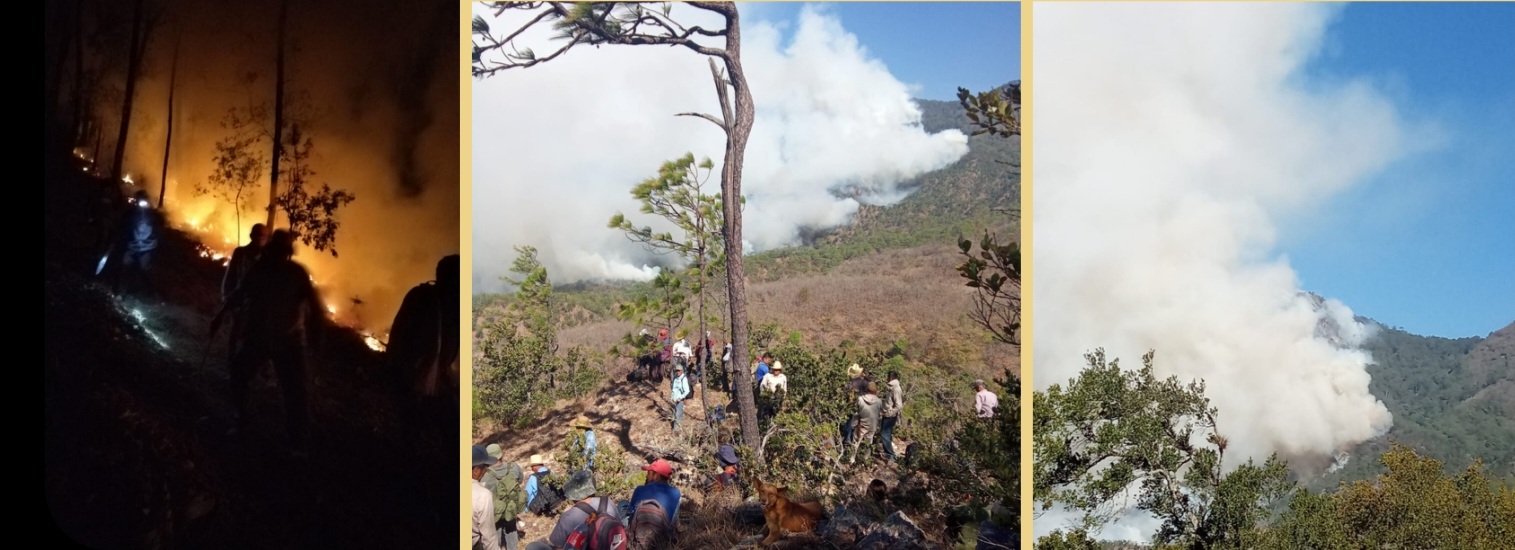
xmin=122 ymin=174 xmax=134 ymax=185
xmin=361 ymin=331 xmax=386 ymax=352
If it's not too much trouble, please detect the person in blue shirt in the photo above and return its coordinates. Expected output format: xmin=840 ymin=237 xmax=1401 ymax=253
xmin=524 ymin=454 xmax=549 ymax=509
xmin=628 ymin=459 xmax=681 ymax=531
xmin=670 ymin=365 xmax=691 ymax=431
xmin=572 ymin=415 xmax=598 ymax=469
xmin=753 ymin=353 xmax=772 ymax=386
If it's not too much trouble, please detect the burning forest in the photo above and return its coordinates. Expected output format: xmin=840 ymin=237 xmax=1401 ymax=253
xmin=44 ymin=0 xmax=459 ymax=547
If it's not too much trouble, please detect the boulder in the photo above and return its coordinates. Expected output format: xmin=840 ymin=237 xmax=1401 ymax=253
xmin=855 ymin=511 xmax=930 ymax=550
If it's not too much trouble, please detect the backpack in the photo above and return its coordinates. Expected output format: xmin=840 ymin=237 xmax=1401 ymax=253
xmin=527 ymin=471 xmax=565 ymax=515
xmin=627 ymin=498 xmax=674 ymax=549
xmin=564 ymin=498 xmax=627 ymax=550
xmin=491 ymin=462 xmax=527 ymax=522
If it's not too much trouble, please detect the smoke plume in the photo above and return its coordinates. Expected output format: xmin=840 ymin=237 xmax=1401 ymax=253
xmin=471 ymin=4 xmax=967 ymax=292
xmin=1033 ymin=2 xmax=1402 ymax=469
xmin=91 ymin=0 xmax=459 ymax=337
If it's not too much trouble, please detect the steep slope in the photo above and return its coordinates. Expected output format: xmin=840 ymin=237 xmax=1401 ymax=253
xmin=1312 ymin=321 xmax=1515 ymax=487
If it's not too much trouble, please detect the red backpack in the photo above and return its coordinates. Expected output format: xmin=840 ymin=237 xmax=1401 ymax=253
xmin=627 ymin=499 xmax=675 ymax=549
xmin=563 ymin=498 xmax=627 ymax=550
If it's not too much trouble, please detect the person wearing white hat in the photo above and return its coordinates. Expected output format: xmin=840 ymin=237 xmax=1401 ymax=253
xmin=524 ymin=454 xmax=552 ymax=512
xmin=760 ymin=361 xmax=788 ymax=395
xmin=842 ymin=363 xmax=868 ymax=445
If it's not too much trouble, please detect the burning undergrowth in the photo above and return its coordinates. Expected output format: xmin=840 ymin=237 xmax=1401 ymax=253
xmin=45 ymin=155 xmax=451 ymax=548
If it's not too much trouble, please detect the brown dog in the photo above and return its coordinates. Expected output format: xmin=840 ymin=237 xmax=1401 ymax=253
xmin=753 ymin=478 xmax=826 ymax=546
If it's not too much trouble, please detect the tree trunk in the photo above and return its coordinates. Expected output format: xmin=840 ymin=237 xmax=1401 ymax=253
xmin=266 ymin=0 xmax=289 ymax=229
xmin=47 ymin=0 xmax=75 ymax=131
xmin=158 ymin=31 xmax=179 ymax=209
xmin=715 ymin=8 xmax=760 ymax=457
xmin=697 ymin=214 xmax=711 ymax=435
xmin=109 ymin=0 xmax=146 ymax=182
xmin=91 ymin=124 xmax=102 ymax=171
xmin=71 ymin=0 xmax=85 ymax=145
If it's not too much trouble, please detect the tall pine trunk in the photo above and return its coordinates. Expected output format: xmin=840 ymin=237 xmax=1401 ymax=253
xmin=266 ymin=0 xmax=288 ymax=229
xmin=71 ymin=0 xmax=85 ymax=145
xmin=109 ymin=0 xmax=146 ymax=182
xmin=715 ymin=8 xmax=761 ymax=457
xmin=47 ymin=1 xmax=74 ymax=133
xmin=157 ymin=31 xmax=179 ymax=209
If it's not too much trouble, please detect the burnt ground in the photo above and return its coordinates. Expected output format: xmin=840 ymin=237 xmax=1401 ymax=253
xmin=44 ymin=147 xmax=455 ymax=549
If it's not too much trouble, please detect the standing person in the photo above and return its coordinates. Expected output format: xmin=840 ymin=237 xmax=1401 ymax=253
xmin=850 ymin=382 xmax=884 ymax=464
xmin=670 ymin=364 xmax=691 ymax=432
xmin=880 ymin=371 xmax=904 ymax=462
xmin=752 ymin=353 xmax=772 ymax=387
xmin=842 ymin=364 xmax=867 ymax=445
xmin=758 ymin=360 xmax=788 ymax=420
xmin=209 ymin=229 xmax=323 ymax=456
xmin=975 ymin=380 xmax=999 ymax=418
xmin=222 ymin=223 xmax=268 ymax=300
xmin=111 ymin=190 xmax=161 ymax=296
xmin=473 ymin=445 xmax=503 ymax=550
xmin=759 ymin=361 xmax=788 ymax=395
xmin=221 ymin=223 xmax=270 ymax=380
xmin=572 ymin=416 xmax=598 ymax=470
xmin=484 ymin=444 xmax=527 ymax=550
xmin=672 ymin=338 xmax=694 ymax=383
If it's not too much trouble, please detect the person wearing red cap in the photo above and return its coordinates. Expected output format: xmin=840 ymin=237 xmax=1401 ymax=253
xmin=627 ymin=459 xmax=681 ymax=533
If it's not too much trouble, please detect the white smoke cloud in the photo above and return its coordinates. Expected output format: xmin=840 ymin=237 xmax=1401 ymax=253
xmin=471 ymin=4 xmax=968 ymax=292
xmin=1032 ymin=3 xmax=1405 ymax=539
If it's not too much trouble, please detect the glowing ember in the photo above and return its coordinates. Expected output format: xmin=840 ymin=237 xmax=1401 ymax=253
xmin=196 ymin=244 xmax=228 ymax=262
xmin=326 ymin=304 xmax=337 ymax=315
xmin=122 ymin=175 xmax=134 ymax=185
xmin=362 ymin=332 xmax=386 ymax=352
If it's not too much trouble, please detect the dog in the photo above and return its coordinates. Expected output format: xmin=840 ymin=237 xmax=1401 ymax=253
xmin=753 ymin=478 xmax=826 ymax=546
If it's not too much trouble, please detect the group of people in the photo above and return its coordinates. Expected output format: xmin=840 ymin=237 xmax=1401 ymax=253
xmin=747 ymin=354 xmax=1001 ymax=464
xmin=206 ymin=220 xmax=460 ymax=456
xmin=471 ymin=436 xmax=742 ymax=550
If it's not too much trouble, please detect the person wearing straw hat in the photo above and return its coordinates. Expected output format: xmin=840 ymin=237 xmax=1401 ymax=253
xmin=472 ymin=445 xmax=503 ymax=550
xmin=524 ymin=454 xmax=553 ymax=513
xmin=842 ymin=363 xmax=868 ymax=445
xmin=483 ymin=443 xmax=526 ymax=550
xmin=759 ymin=361 xmax=788 ymax=395
xmin=571 ymin=415 xmax=598 ymax=470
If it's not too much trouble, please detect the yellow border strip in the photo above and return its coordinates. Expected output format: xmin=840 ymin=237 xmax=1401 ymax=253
xmin=1019 ymin=0 xmax=1034 ymax=544
xmin=459 ymin=1 xmax=474 ymax=548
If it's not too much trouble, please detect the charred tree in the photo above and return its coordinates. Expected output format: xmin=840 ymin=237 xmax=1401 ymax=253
xmin=158 ymin=30 xmax=180 ymax=209
xmin=266 ymin=0 xmax=289 ymax=229
xmin=108 ymin=0 xmax=146 ymax=182
xmin=71 ymin=0 xmax=85 ymax=144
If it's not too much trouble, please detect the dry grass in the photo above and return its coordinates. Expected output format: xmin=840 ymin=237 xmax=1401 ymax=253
xmin=547 ymin=243 xmax=1020 ymax=382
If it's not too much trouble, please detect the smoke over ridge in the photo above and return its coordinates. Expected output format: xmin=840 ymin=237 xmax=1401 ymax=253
xmin=471 ymin=4 xmax=969 ymax=292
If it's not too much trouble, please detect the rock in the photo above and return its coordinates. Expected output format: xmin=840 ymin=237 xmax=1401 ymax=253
xmin=976 ymin=519 xmax=1015 ymax=549
xmin=817 ymin=505 xmax=868 ymax=545
xmin=855 ymin=511 xmax=930 ymax=550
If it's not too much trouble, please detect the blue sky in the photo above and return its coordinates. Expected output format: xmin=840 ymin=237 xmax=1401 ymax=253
xmin=739 ymin=2 xmax=1020 ymax=101
xmin=1278 ymin=2 xmax=1515 ymax=338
